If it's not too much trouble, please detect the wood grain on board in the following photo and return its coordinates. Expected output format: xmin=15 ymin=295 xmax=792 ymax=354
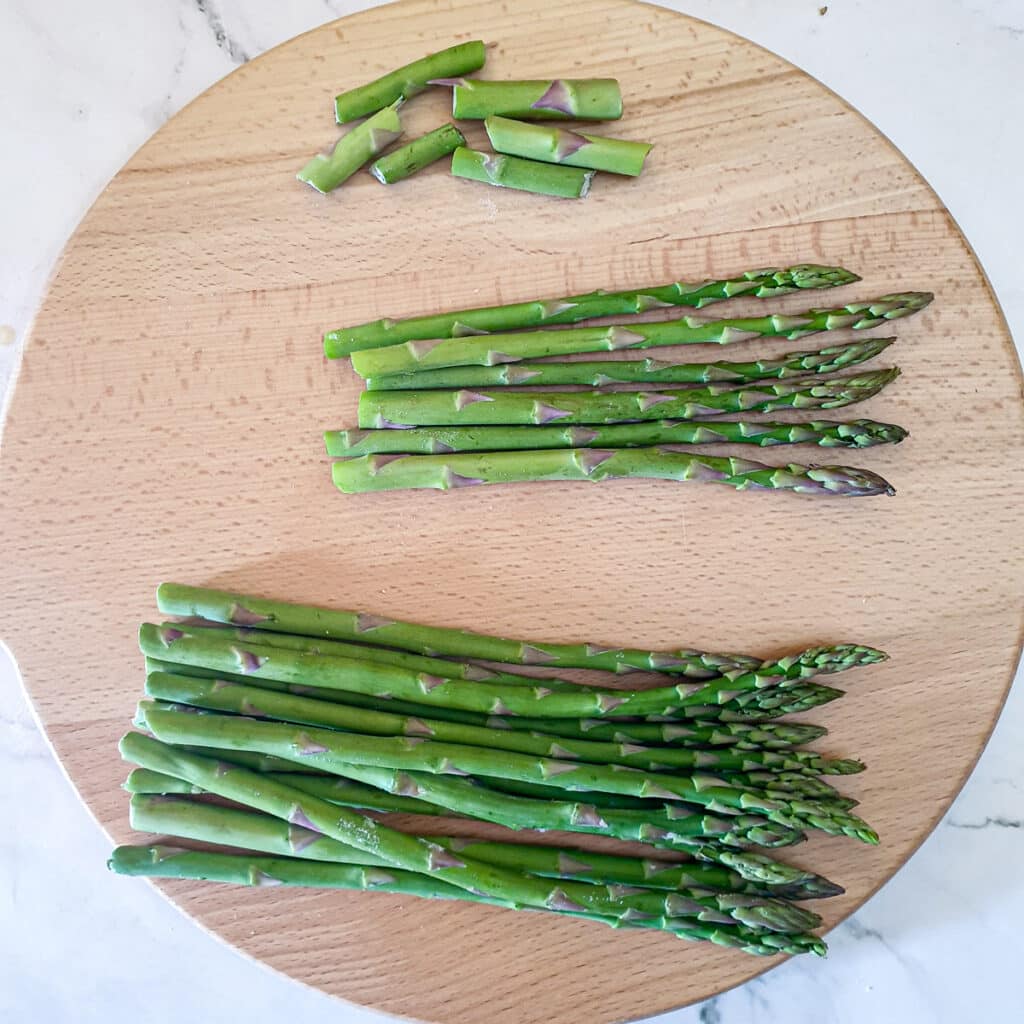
xmin=1 ymin=1 xmax=1022 ymax=1021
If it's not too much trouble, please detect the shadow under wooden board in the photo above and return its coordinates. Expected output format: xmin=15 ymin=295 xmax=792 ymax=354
xmin=1 ymin=0 xmax=1023 ymax=1020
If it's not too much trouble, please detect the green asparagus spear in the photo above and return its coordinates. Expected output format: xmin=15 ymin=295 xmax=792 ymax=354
xmin=355 ymin=370 xmax=898 ymax=429
xmin=324 ymin=264 xmax=860 ymax=356
xmin=140 ymin=708 xmax=877 ymax=842
xmin=140 ymin=623 xmax=882 ymax=719
xmin=370 ymin=124 xmax=465 ymax=184
xmin=128 ymin=793 xmax=833 ymax=898
xmin=363 ymin=337 xmax=894 ymax=390
xmin=145 ymin=671 xmax=861 ymax=776
xmin=434 ymin=78 xmax=623 ymax=120
xmin=297 ymin=103 xmax=403 ymax=194
xmin=451 ymin=147 xmax=595 ymax=199
xmin=348 ymin=294 xmax=930 ymax=376
xmin=484 ymin=115 xmax=650 ymax=175
xmin=334 ymin=42 xmax=486 ymax=123
xmin=155 ymin=582 xmax=768 ymax=677
xmin=334 ymin=447 xmax=896 ymax=498
xmin=325 ymin=418 xmax=908 ymax=456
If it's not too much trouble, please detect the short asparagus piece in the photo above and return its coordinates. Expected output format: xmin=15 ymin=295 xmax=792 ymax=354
xmin=484 ymin=114 xmax=651 ymax=175
xmin=155 ymin=581 xmax=768 ymax=677
xmin=348 ymin=293 xmax=931 ymax=375
xmin=363 ymin=337 xmax=894 ymax=390
xmin=334 ymin=42 xmax=486 ymax=123
xmin=298 ymin=103 xmax=404 ymax=194
xmin=324 ymin=264 xmax=860 ymax=356
xmin=334 ymin=448 xmax=896 ymax=498
xmin=451 ymin=147 xmax=595 ymax=199
xmin=370 ymin=124 xmax=465 ymax=184
xmin=435 ymin=78 xmax=623 ymax=120
xmin=145 ymin=671 xmax=862 ymax=776
xmin=325 ymin=418 xmax=909 ymax=456
xmin=355 ymin=370 xmax=898 ymax=427
xmin=141 ymin=709 xmax=878 ymax=842
xmin=140 ymin=623 xmax=883 ymax=719
xmin=128 ymin=793 xmax=833 ymax=898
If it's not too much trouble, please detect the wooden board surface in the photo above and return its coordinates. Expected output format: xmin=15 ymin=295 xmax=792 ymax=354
xmin=2 ymin=0 xmax=1023 ymax=1020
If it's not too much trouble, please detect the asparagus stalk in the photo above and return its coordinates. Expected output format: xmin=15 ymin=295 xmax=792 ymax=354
xmin=362 ymin=337 xmax=894 ymax=390
xmin=110 ymin=846 xmax=824 ymax=955
xmin=334 ymin=447 xmax=896 ymax=498
xmin=323 ymin=264 xmax=860 ymax=356
xmin=140 ymin=623 xmax=882 ymax=719
xmin=451 ymin=147 xmax=595 ymax=199
xmin=434 ymin=78 xmax=623 ymax=121
xmin=146 ymin=671 xmax=862 ymax=776
xmin=297 ymin=103 xmax=403 ymax=194
xmin=119 ymin=733 xmax=814 ymax=930
xmin=484 ymin=115 xmax=650 ymax=175
xmin=334 ymin=42 xmax=486 ymax=123
xmin=348 ymin=293 xmax=931 ymax=375
xmin=325 ymin=418 xmax=909 ymax=456
xmin=355 ymin=370 xmax=898 ymax=428
xmin=370 ymin=124 xmax=465 ymax=184
xmin=128 ymin=793 xmax=831 ymax=898
xmin=155 ymin=582 xmax=769 ymax=677
xmin=140 ymin=708 xmax=878 ymax=842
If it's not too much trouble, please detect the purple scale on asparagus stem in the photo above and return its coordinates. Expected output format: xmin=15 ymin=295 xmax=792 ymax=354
xmin=157 ymin=627 xmax=184 ymax=645
xmin=407 ymin=337 xmax=450 ymax=360
xmin=427 ymin=77 xmax=468 ymax=87
xmin=533 ymin=686 xmax=554 ymax=698
xmin=642 ymin=860 xmax=673 ymax=879
xmin=288 ymin=805 xmax=323 ymax=833
xmin=150 ymin=845 xmax=190 ymax=862
xmin=420 ymin=674 xmax=447 ymax=692
xmin=404 ymin=718 xmax=436 ymax=737
xmin=553 ymin=129 xmax=588 ymax=160
xmin=253 ymin=871 xmax=284 ymax=887
xmin=620 ymin=743 xmax=648 ymax=756
xmin=691 ymin=773 xmax=729 ymax=791
xmin=211 ymin=678 xmax=236 ymax=691
xmin=549 ymin=744 xmax=580 ymax=760
xmin=455 ymin=390 xmax=495 ymax=409
xmin=608 ymin=326 xmax=647 ymax=349
xmin=608 ymin=884 xmax=649 ymax=899
xmin=520 ymin=644 xmax=557 ymax=665
xmin=450 ymin=321 xmax=489 ymax=337
xmin=576 ymin=449 xmax=616 ymax=474
xmin=445 ymin=470 xmax=486 ymax=488
xmin=355 ymin=613 xmax=395 ymax=633
xmin=533 ymin=402 xmax=571 ymax=423
xmin=428 ymin=846 xmax=466 ymax=870
xmin=440 ymin=759 xmax=472 ymax=776
xmin=491 ymin=699 xmax=514 ymax=715
xmin=430 ymin=440 xmax=456 ymax=454
xmin=596 ymin=694 xmax=627 ymax=713
xmin=486 ymin=351 xmax=521 ymax=365
xmin=584 ymin=644 xmax=616 ymax=656
xmin=214 ymin=761 xmax=234 ymax=777
xmin=230 ymin=647 xmax=267 ymax=674
xmin=288 ymin=824 xmax=321 ymax=854
xmin=572 ymin=805 xmax=609 ymax=828
xmin=368 ymin=453 xmax=411 ymax=473
xmin=542 ymin=760 xmax=580 ymax=778
xmin=504 ymin=366 xmax=543 ymax=384
xmin=294 ymin=733 xmax=329 ymax=756
xmin=227 ymin=603 xmax=271 ymax=626
xmin=679 ymin=460 xmax=732 ymax=484
xmin=611 ymin=764 xmax=644 ymax=774
xmin=558 ymin=854 xmax=596 ymax=874
xmin=531 ymin=79 xmax=574 ymax=115
xmin=376 ymin=417 xmax=416 ymax=429
xmin=636 ymin=295 xmax=675 ymax=312
xmin=619 ymin=907 xmax=658 ymax=922
xmin=546 ymin=888 xmax=588 ymax=912
xmin=569 ymin=426 xmax=600 ymax=445
xmin=403 ymin=737 xmax=428 ymax=748
xmin=239 ymin=700 xmax=266 ymax=717
xmin=394 ymin=772 xmax=421 ymax=797
xmin=539 ymin=300 xmax=578 ymax=317
xmin=638 ymin=393 xmax=676 ymax=412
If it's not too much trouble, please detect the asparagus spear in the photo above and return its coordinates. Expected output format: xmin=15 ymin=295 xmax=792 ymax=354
xmin=355 ymin=370 xmax=898 ymax=429
xmin=140 ymin=708 xmax=878 ymax=842
xmin=110 ymin=845 xmax=824 ymax=955
xmin=146 ymin=671 xmax=862 ymax=776
xmin=334 ymin=42 xmax=486 ymax=123
xmin=348 ymin=293 xmax=931 ymax=375
xmin=140 ymin=623 xmax=882 ymax=719
xmin=155 ymin=582 xmax=768 ymax=677
xmin=484 ymin=115 xmax=650 ymax=175
xmin=362 ymin=337 xmax=894 ymax=390
xmin=334 ymin=448 xmax=896 ymax=498
xmin=118 ymin=734 xmax=813 ymax=930
xmin=370 ymin=124 xmax=465 ymax=184
xmin=128 ymin=793 xmax=831 ymax=898
xmin=297 ymin=103 xmax=403 ymax=194
xmin=434 ymin=78 xmax=623 ymax=120
xmin=323 ymin=264 xmax=860 ymax=356
xmin=325 ymin=418 xmax=908 ymax=456
xmin=451 ymin=147 xmax=595 ymax=199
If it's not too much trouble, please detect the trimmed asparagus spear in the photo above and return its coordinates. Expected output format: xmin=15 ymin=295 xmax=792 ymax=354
xmin=128 ymin=793 xmax=832 ymax=898
xmin=140 ymin=623 xmax=882 ymax=719
xmin=145 ymin=671 xmax=862 ymax=776
xmin=435 ymin=78 xmax=623 ymax=121
xmin=334 ymin=42 xmax=486 ymax=123
xmin=155 ymin=581 xmax=768 ymax=677
xmin=484 ymin=115 xmax=650 ymax=175
xmin=140 ymin=708 xmax=878 ymax=842
xmin=451 ymin=147 xmax=594 ymax=199
xmin=323 ymin=264 xmax=860 ymax=356
xmin=325 ymin=418 xmax=908 ymax=456
xmin=355 ymin=370 xmax=898 ymax=427
xmin=370 ymin=124 xmax=465 ymax=184
xmin=334 ymin=447 xmax=896 ymax=498
xmin=363 ymin=337 xmax=894 ymax=390
xmin=348 ymin=293 xmax=931 ymax=375
xmin=110 ymin=845 xmax=824 ymax=955
xmin=119 ymin=733 xmax=814 ymax=930
xmin=297 ymin=103 xmax=403 ymax=194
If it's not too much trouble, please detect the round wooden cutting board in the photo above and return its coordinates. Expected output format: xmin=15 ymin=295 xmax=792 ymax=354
xmin=2 ymin=0 xmax=1022 ymax=1020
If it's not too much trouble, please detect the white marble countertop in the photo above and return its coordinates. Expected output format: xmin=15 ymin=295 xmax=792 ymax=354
xmin=1 ymin=1 xmax=1021 ymax=1021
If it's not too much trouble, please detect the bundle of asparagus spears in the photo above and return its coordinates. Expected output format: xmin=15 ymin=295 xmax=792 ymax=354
xmin=112 ymin=583 xmax=883 ymax=959
xmin=323 ymin=264 xmax=929 ymax=495
xmin=298 ymin=40 xmax=653 ymax=197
